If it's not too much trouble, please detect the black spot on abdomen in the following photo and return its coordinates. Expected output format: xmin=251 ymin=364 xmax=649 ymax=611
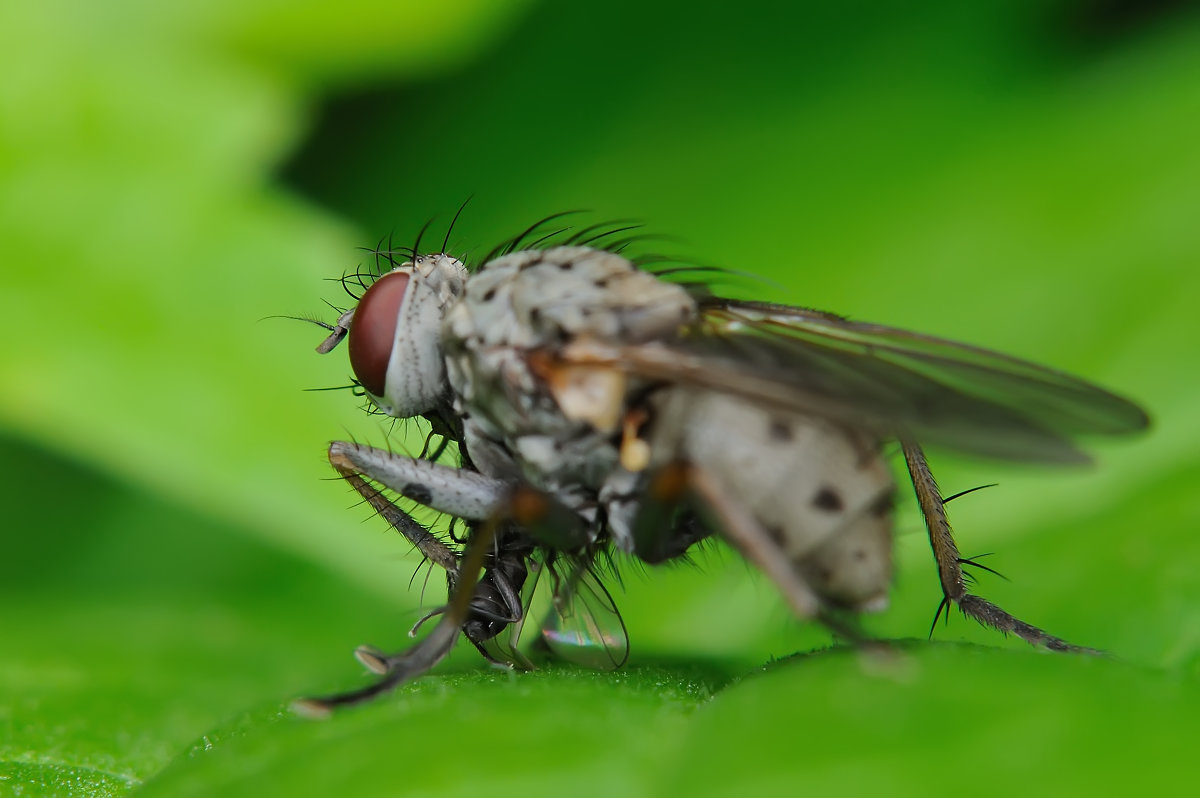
xmin=768 ymin=417 xmax=794 ymax=442
xmin=812 ymin=487 xmax=844 ymax=513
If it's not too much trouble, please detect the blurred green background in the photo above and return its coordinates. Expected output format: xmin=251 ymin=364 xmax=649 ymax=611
xmin=2 ymin=0 xmax=1198 ymax=795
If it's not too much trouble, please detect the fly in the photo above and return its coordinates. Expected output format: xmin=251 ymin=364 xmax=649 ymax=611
xmin=292 ymin=211 xmax=1149 ymax=714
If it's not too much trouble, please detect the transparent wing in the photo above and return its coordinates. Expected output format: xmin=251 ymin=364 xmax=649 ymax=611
xmin=557 ymin=298 xmax=1149 ymax=464
xmin=477 ymin=552 xmax=630 ymax=671
xmin=537 ymin=555 xmax=630 ymax=671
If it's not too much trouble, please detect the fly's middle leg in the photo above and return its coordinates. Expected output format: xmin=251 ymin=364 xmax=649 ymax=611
xmin=641 ymin=462 xmax=872 ymax=646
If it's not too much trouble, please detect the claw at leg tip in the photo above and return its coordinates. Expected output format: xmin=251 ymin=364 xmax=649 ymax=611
xmin=290 ymin=698 xmax=333 ymax=720
xmin=354 ymin=645 xmax=390 ymax=675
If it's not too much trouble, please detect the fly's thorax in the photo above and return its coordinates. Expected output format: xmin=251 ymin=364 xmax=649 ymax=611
xmin=444 ymin=245 xmax=697 ymax=473
xmin=461 ymin=412 xmax=617 ymax=544
xmin=438 ymin=246 xmax=702 ymax=532
xmin=650 ymin=389 xmax=895 ymax=612
xmin=445 ymin=246 xmax=697 ymax=350
xmin=346 ymin=253 xmax=469 ymax=418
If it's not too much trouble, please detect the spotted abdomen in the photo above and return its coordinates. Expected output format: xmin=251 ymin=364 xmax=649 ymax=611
xmin=652 ymin=390 xmax=895 ymax=612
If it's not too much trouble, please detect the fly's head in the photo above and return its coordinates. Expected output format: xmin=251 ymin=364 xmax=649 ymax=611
xmin=317 ymin=253 xmax=469 ymax=418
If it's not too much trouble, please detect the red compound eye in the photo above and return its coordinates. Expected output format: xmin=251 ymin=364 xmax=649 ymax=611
xmin=348 ymin=271 xmax=410 ymax=397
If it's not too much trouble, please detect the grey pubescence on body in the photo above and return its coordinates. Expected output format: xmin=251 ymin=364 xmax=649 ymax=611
xmin=297 ymin=226 xmax=1147 ymax=711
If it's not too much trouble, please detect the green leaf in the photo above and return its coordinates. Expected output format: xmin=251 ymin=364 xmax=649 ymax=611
xmin=2 ymin=0 xmax=1197 ymax=795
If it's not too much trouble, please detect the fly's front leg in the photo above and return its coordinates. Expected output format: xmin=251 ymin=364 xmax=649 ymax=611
xmin=328 ymin=440 xmax=509 ymax=644
xmin=334 ymin=469 xmax=460 ymax=573
xmin=330 ymin=440 xmax=514 ymax=521
xmin=328 ymin=466 xmax=460 ymax=673
xmin=295 ymin=515 xmax=501 ymax=715
xmin=294 ymin=442 xmax=515 ymax=713
xmin=297 ymin=445 xmax=592 ymax=713
xmin=901 ymin=440 xmax=1099 ymax=654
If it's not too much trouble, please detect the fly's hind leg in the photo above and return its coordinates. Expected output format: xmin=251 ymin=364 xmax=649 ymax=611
xmin=901 ymin=440 xmax=1099 ymax=654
